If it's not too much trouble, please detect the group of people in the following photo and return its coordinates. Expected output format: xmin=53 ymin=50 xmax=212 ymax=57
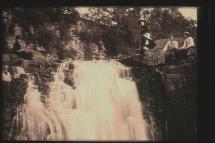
xmin=137 ymin=20 xmax=195 ymax=64
xmin=162 ymin=31 xmax=195 ymax=64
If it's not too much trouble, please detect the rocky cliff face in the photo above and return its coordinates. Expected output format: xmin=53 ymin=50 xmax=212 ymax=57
xmin=161 ymin=63 xmax=197 ymax=141
xmin=2 ymin=54 xmax=60 ymax=140
xmin=128 ymin=52 xmax=197 ymax=140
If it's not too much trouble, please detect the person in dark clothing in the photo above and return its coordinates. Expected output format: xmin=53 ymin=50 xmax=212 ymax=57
xmin=136 ymin=20 xmax=156 ymax=55
xmin=141 ymin=33 xmax=156 ymax=50
xmin=12 ymin=36 xmax=33 ymax=60
xmin=12 ymin=37 xmax=22 ymax=54
xmin=140 ymin=20 xmax=149 ymax=34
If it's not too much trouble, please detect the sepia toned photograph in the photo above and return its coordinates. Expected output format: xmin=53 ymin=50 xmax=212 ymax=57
xmin=1 ymin=6 xmax=197 ymax=141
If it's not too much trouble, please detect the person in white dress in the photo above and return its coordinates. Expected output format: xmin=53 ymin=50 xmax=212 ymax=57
xmin=162 ymin=34 xmax=179 ymax=64
xmin=176 ymin=31 xmax=195 ymax=63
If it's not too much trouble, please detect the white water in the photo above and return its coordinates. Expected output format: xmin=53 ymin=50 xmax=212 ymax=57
xmin=15 ymin=60 xmax=151 ymax=141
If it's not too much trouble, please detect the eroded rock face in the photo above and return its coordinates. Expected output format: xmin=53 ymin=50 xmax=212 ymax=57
xmin=2 ymin=60 xmax=60 ymax=140
xmin=134 ymin=61 xmax=197 ymax=141
xmin=162 ymin=63 xmax=197 ymax=141
xmin=2 ymin=74 xmax=29 ymax=140
xmin=131 ymin=66 xmax=166 ymax=140
xmin=112 ymin=50 xmax=197 ymax=140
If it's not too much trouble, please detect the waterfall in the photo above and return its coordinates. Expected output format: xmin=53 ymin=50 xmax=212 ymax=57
xmin=14 ymin=60 xmax=152 ymax=141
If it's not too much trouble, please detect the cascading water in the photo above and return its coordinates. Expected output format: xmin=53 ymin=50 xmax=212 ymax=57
xmin=14 ymin=60 xmax=152 ymax=141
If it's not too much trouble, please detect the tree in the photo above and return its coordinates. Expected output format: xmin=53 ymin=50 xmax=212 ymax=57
xmin=83 ymin=7 xmax=142 ymax=55
xmin=2 ymin=7 xmax=80 ymax=55
xmin=148 ymin=8 xmax=197 ymax=40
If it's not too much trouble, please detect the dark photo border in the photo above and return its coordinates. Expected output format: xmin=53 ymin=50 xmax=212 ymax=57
xmin=0 ymin=0 xmax=212 ymax=142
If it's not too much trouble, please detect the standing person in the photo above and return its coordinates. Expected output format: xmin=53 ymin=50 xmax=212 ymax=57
xmin=2 ymin=65 xmax=12 ymax=106
xmin=136 ymin=20 xmax=156 ymax=55
xmin=140 ymin=20 xmax=149 ymax=38
xmin=176 ymin=31 xmax=195 ymax=63
xmin=162 ymin=34 xmax=179 ymax=64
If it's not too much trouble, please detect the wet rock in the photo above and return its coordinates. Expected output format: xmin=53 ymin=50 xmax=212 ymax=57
xmin=130 ymin=56 xmax=197 ymax=140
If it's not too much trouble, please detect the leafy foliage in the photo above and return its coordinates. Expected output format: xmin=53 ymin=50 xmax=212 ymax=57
xmin=83 ymin=7 xmax=197 ymax=56
xmin=3 ymin=7 xmax=80 ymax=55
xmin=2 ymin=7 xmax=197 ymax=58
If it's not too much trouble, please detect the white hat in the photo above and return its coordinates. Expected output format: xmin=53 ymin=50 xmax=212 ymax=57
xmin=184 ymin=31 xmax=190 ymax=36
xmin=143 ymin=33 xmax=151 ymax=40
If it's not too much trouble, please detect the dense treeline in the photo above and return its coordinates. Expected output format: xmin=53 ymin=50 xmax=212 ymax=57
xmin=2 ymin=7 xmax=197 ymax=58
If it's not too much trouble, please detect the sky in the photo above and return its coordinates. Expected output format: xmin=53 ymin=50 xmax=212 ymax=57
xmin=75 ymin=7 xmax=197 ymax=21
xmin=178 ymin=7 xmax=197 ymax=21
